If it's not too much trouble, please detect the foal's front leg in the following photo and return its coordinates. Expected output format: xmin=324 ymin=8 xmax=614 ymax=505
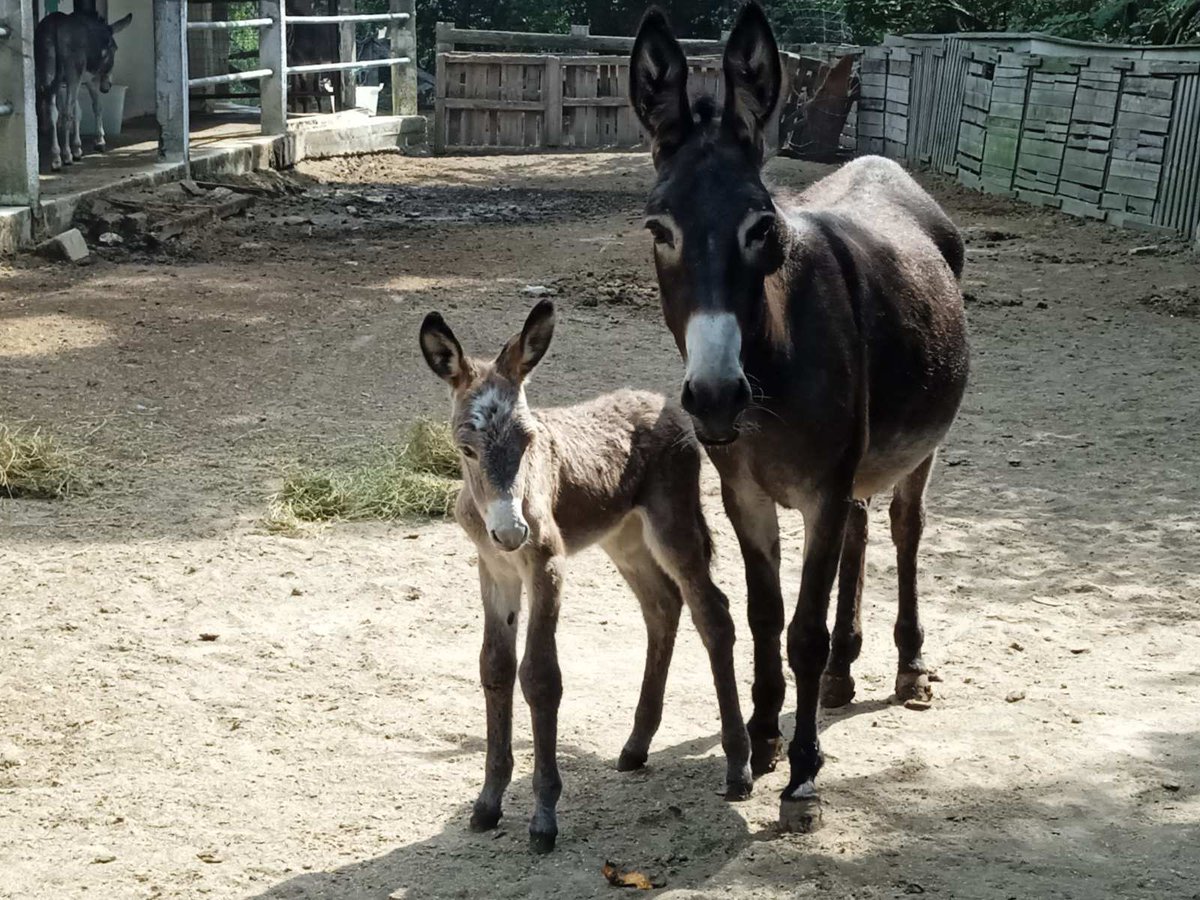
xmin=470 ymin=560 xmax=521 ymax=832
xmin=520 ymin=552 xmax=565 ymax=853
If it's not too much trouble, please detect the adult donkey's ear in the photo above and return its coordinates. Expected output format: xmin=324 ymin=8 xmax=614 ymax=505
xmin=629 ymin=8 xmax=691 ymax=163
xmin=420 ymin=312 xmax=473 ymax=388
xmin=110 ymin=13 xmax=133 ymax=34
xmin=498 ymin=299 xmax=555 ymax=382
xmin=721 ymin=2 xmax=781 ymax=163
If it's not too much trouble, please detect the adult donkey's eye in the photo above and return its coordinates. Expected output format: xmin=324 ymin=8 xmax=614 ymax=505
xmin=460 ymin=445 xmax=477 ymax=460
xmin=645 ymin=218 xmax=676 ymax=249
xmin=740 ymin=212 xmax=776 ymax=250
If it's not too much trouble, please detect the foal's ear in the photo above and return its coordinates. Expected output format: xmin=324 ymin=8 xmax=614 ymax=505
xmin=110 ymin=13 xmax=133 ymax=34
xmin=419 ymin=312 xmax=471 ymax=388
xmin=498 ymin=299 xmax=556 ymax=382
xmin=630 ymin=8 xmax=692 ymax=163
xmin=721 ymin=2 xmax=781 ymax=162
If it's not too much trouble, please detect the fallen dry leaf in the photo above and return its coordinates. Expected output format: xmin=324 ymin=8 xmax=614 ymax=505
xmin=602 ymin=861 xmax=660 ymax=890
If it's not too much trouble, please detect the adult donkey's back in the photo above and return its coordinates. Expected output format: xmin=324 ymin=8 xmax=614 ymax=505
xmin=629 ymin=2 xmax=969 ymax=832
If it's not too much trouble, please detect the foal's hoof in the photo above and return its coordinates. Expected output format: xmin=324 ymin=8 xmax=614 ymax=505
xmin=896 ymin=671 xmax=933 ymax=704
xmin=750 ymin=735 xmax=783 ymax=778
xmin=528 ymin=828 xmax=557 ymax=854
xmin=617 ymin=747 xmax=648 ymax=772
xmin=778 ymin=782 xmax=824 ymax=833
xmin=469 ymin=803 xmax=502 ymax=832
xmin=820 ymin=672 xmax=856 ymax=709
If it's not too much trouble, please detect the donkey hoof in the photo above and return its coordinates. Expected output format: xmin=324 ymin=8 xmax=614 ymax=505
xmin=778 ymin=782 xmax=823 ymax=833
xmin=469 ymin=803 xmax=502 ymax=832
xmin=895 ymin=671 xmax=933 ymax=704
xmin=617 ymin=747 xmax=648 ymax=772
xmin=94 ymin=142 xmax=107 ymax=153
xmin=750 ymin=735 xmax=783 ymax=778
xmin=725 ymin=777 xmax=753 ymax=801
xmin=528 ymin=827 xmax=557 ymax=854
xmin=50 ymin=159 xmax=62 ymax=172
xmin=820 ymin=672 xmax=856 ymax=708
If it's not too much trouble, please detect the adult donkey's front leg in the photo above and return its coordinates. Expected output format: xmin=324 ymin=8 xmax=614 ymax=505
xmin=470 ymin=561 xmax=521 ymax=832
xmin=520 ymin=553 xmax=565 ymax=853
xmin=84 ymin=79 xmax=106 ymax=152
xmin=720 ymin=478 xmax=786 ymax=777
xmin=781 ymin=491 xmax=851 ymax=833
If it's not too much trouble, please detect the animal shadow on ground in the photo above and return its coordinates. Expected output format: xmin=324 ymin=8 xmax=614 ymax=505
xmin=247 ymin=702 xmax=893 ymax=900
xmin=248 ymin=733 xmax=754 ymax=900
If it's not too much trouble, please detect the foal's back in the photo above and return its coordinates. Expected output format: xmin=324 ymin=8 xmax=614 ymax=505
xmin=536 ymin=390 xmax=700 ymax=553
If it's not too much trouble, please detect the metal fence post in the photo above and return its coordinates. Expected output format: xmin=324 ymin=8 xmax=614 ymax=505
xmin=389 ymin=0 xmax=417 ymax=116
xmin=338 ymin=0 xmax=356 ymax=111
xmin=0 ymin=0 xmax=40 ymax=207
xmin=260 ymin=0 xmax=287 ymax=134
xmin=154 ymin=0 xmax=189 ymax=165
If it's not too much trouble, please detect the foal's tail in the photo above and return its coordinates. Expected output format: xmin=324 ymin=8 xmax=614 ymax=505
xmin=697 ymin=509 xmax=715 ymax=569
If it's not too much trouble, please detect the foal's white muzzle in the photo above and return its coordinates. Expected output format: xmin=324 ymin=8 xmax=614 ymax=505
xmin=485 ymin=496 xmax=529 ymax=552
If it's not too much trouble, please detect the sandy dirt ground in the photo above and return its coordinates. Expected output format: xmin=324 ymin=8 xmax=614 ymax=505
xmin=1 ymin=151 xmax=1198 ymax=900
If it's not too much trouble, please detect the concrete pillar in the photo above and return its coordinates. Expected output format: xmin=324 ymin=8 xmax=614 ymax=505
xmin=0 ymin=0 xmax=40 ymax=207
xmin=338 ymin=0 xmax=357 ymax=111
xmin=154 ymin=0 xmax=189 ymax=164
xmin=389 ymin=0 xmax=416 ymax=116
xmin=260 ymin=0 xmax=287 ymax=134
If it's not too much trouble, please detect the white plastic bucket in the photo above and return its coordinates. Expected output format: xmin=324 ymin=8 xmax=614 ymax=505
xmin=77 ymin=83 xmax=127 ymax=138
xmin=355 ymin=84 xmax=383 ymax=115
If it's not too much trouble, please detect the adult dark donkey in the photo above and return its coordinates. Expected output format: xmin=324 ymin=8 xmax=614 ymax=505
xmin=629 ymin=3 xmax=969 ymax=832
xmin=34 ymin=9 xmax=132 ymax=171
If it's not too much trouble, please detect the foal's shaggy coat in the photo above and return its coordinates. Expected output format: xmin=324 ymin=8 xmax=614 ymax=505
xmin=420 ymin=300 xmax=752 ymax=853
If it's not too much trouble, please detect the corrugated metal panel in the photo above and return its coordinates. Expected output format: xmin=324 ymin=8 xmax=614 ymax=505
xmin=1154 ymin=73 xmax=1200 ymax=239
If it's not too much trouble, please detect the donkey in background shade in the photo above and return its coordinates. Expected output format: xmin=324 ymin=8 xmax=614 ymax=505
xmin=34 ymin=10 xmax=133 ymax=171
xmin=629 ymin=3 xmax=969 ymax=832
xmin=419 ymin=300 xmax=753 ymax=853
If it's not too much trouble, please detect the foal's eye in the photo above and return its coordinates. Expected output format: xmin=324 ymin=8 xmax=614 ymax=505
xmin=460 ymin=445 xmax=477 ymax=460
xmin=645 ymin=219 xmax=675 ymax=249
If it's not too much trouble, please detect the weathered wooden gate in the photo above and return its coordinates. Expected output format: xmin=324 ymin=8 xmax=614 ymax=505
xmin=436 ymin=52 xmax=725 ymax=152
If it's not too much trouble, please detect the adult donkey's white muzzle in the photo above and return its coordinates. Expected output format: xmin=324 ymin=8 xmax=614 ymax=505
xmin=681 ymin=313 xmax=751 ymax=445
xmin=485 ymin=496 xmax=529 ymax=552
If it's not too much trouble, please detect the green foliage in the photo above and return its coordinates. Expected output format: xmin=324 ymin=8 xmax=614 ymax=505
xmin=843 ymin=0 xmax=1200 ymax=42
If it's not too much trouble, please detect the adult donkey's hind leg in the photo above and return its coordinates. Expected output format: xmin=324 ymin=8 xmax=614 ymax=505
xmin=892 ymin=453 xmax=936 ymax=703
xmin=821 ymin=498 xmax=869 ymax=708
xmin=604 ymin=518 xmax=683 ymax=772
xmin=470 ymin=561 xmax=521 ymax=833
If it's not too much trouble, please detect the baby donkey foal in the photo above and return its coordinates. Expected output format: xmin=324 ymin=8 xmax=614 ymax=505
xmin=419 ymin=300 xmax=753 ymax=853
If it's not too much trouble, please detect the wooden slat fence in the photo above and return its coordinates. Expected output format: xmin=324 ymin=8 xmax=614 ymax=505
xmin=858 ymin=42 xmax=1200 ymax=242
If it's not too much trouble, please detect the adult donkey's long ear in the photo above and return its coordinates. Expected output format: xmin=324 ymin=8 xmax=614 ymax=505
xmin=420 ymin=312 xmax=473 ymax=388
xmin=721 ymin=2 xmax=781 ymax=163
xmin=110 ymin=13 xmax=133 ymax=34
xmin=629 ymin=8 xmax=691 ymax=163
xmin=497 ymin=299 xmax=555 ymax=382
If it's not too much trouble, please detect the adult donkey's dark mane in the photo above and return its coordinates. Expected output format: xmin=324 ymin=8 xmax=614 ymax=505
xmin=630 ymin=1 xmax=970 ymax=833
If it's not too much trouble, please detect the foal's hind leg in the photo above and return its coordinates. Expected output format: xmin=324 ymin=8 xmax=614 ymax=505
xmin=821 ymin=498 xmax=869 ymax=708
xmin=604 ymin=522 xmax=683 ymax=771
xmin=892 ymin=453 xmax=936 ymax=703
xmin=641 ymin=502 xmax=752 ymax=800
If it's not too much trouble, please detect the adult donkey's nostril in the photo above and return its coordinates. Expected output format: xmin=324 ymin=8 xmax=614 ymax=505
xmin=680 ymin=378 xmax=698 ymax=416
